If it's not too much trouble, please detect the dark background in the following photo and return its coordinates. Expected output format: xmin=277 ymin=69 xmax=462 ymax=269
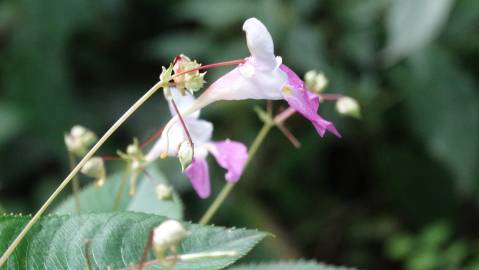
xmin=1 ymin=0 xmax=479 ymax=269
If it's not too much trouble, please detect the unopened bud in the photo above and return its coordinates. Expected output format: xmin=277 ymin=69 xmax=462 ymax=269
xmin=153 ymin=219 xmax=189 ymax=267
xmin=178 ymin=141 xmax=193 ymax=171
xmin=336 ymin=96 xmax=361 ymax=119
xmin=64 ymin=125 xmax=97 ymax=156
xmin=159 ymin=64 xmax=173 ymax=87
xmin=304 ymin=70 xmax=328 ymax=94
xmin=81 ymin=157 xmax=106 ymax=187
xmin=117 ymin=138 xmax=145 ymax=167
xmin=173 ymin=54 xmax=206 ymax=94
xmin=126 ymin=141 xmax=141 ymax=157
xmin=156 ymin=184 xmax=173 ymax=200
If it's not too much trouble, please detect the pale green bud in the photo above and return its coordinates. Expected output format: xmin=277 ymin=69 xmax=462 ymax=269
xmin=153 ymin=219 xmax=189 ymax=267
xmin=184 ymin=72 xmax=206 ymax=92
xmin=173 ymin=54 xmax=206 ymax=94
xmin=81 ymin=157 xmax=106 ymax=187
xmin=118 ymin=138 xmax=145 ymax=163
xmin=64 ymin=125 xmax=97 ymax=156
xmin=117 ymin=139 xmax=147 ymax=194
xmin=304 ymin=70 xmax=328 ymax=94
xmin=336 ymin=96 xmax=361 ymax=119
xmin=159 ymin=64 xmax=173 ymax=87
xmin=156 ymin=184 xmax=173 ymax=200
xmin=178 ymin=141 xmax=193 ymax=172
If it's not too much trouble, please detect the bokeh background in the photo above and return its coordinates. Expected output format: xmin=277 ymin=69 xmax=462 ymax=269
xmin=1 ymin=0 xmax=479 ymax=269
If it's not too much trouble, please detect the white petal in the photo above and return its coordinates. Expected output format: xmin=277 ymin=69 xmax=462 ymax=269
xmin=145 ymin=118 xmax=213 ymax=162
xmin=167 ymin=87 xmax=200 ymax=119
xmin=197 ymin=62 xmax=286 ymax=102
xmin=242 ymin=18 xmax=277 ymax=71
xmin=187 ymin=119 xmax=213 ymax=144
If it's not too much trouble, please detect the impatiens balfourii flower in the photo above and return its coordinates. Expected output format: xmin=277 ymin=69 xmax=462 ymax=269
xmin=163 ymin=17 xmax=340 ymax=138
xmin=145 ymin=88 xmax=248 ymax=198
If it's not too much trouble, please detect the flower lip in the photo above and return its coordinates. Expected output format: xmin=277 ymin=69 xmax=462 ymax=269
xmin=279 ymin=64 xmax=341 ymax=138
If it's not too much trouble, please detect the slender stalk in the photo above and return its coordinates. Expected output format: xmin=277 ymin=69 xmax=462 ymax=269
xmin=128 ymin=251 xmax=238 ymax=270
xmin=0 ymin=81 xmax=163 ymax=266
xmin=170 ymin=98 xmax=194 ymax=156
xmin=138 ymin=231 xmax=153 ymax=270
xmin=173 ymin=59 xmax=245 ymax=77
xmin=199 ymin=122 xmax=274 ymax=225
xmin=275 ymin=123 xmax=301 ymax=148
xmin=140 ymin=126 xmax=164 ymax=149
xmin=113 ymin=167 xmax=129 ymax=211
xmin=83 ymin=240 xmax=93 ymax=270
xmin=68 ymin=152 xmax=81 ymax=213
xmin=319 ymin=93 xmax=343 ymax=100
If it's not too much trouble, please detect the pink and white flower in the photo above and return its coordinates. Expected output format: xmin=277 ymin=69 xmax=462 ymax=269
xmin=168 ymin=17 xmax=340 ymax=138
xmin=145 ymin=88 xmax=248 ymax=198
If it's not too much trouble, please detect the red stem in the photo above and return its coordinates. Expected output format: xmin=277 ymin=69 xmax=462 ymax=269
xmin=101 ymin=155 xmax=121 ymax=161
xmin=138 ymin=231 xmax=153 ymax=270
xmin=173 ymin=59 xmax=245 ymax=77
xmin=170 ymin=98 xmax=195 ymax=157
xmin=319 ymin=93 xmax=343 ymax=100
xmin=140 ymin=126 xmax=165 ymax=149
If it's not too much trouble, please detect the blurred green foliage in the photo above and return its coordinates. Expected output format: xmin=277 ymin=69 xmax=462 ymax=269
xmin=386 ymin=222 xmax=479 ymax=270
xmin=1 ymin=0 xmax=479 ymax=269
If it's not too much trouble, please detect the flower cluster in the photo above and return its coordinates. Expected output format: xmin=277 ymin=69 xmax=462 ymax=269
xmin=72 ymin=17 xmax=357 ymax=200
xmin=161 ymin=18 xmax=341 ymax=139
xmin=145 ymin=88 xmax=248 ymax=198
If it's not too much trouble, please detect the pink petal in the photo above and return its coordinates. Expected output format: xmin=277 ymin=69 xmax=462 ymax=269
xmin=209 ymin=140 xmax=248 ymax=182
xmin=185 ymin=158 xmax=211 ymax=198
xmin=279 ymin=64 xmax=341 ymax=138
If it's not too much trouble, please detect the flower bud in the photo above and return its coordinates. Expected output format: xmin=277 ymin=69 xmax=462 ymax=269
xmin=173 ymin=54 xmax=206 ymax=95
xmin=117 ymin=139 xmax=147 ymax=196
xmin=156 ymin=184 xmax=173 ymax=200
xmin=152 ymin=219 xmax=189 ymax=267
xmin=178 ymin=141 xmax=193 ymax=171
xmin=81 ymin=157 xmax=106 ymax=187
xmin=159 ymin=64 xmax=173 ymax=87
xmin=118 ymin=138 xmax=145 ymax=164
xmin=336 ymin=96 xmax=361 ymax=119
xmin=64 ymin=125 xmax=97 ymax=156
xmin=304 ymin=70 xmax=328 ymax=94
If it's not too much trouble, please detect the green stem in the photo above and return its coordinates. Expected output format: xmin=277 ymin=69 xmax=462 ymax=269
xmin=68 ymin=152 xmax=81 ymax=213
xmin=113 ymin=167 xmax=129 ymax=211
xmin=199 ymin=122 xmax=274 ymax=225
xmin=0 ymin=81 xmax=163 ymax=266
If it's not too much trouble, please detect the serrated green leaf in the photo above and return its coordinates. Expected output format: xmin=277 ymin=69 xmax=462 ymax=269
xmin=0 ymin=212 xmax=267 ymax=270
xmin=54 ymin=167 xmax=183 ymax=219
xmin=229 ymin=261 xmax=358 ymax=270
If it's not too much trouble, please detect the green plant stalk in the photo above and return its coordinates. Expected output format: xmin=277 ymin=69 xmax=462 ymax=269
xmin=113 ymin=167 xmax=129 ymax=211
xmin=199 ymin=121 xmax=274 ymax=225
xmin=0 ymin=81 xmax=163 ymax=266
xmin=68 ymin=151 xmax=81 ymax=213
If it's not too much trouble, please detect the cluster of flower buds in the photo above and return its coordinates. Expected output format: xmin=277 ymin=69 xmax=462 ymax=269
xmin=152 ymin=219 xmax=189 ymax=267
xmin=172 ymin=54 xmax=206 ymax=95
xmin=304 ymin=70 xmax=328 ymax=94
xmin=81 ymin=157 xmax=106 ymax=187
xmin=64 ymin=125 xmax=97 ymax=157
xmin=117 ymin=138 xmax=147 ymax=195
